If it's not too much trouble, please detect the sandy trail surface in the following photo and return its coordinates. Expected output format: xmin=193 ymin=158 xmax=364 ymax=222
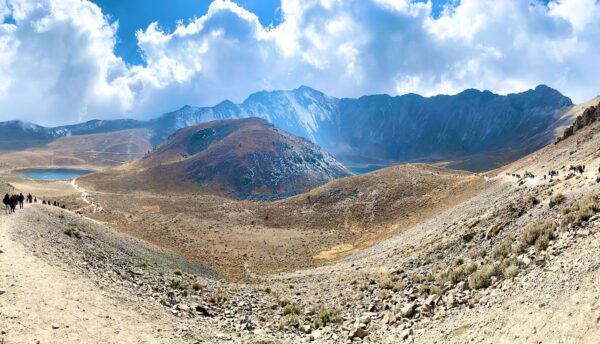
xmin=0 ymin=207 xmax=189 ymax=344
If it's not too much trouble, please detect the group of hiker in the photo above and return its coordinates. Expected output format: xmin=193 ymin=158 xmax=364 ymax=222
xmin=3 ymin=192 xmax=65 ymax=214
xmin=508 ymin=165 xmax=600 ymax=183
xmin=3 ymin=193 xmax=29 ymax=214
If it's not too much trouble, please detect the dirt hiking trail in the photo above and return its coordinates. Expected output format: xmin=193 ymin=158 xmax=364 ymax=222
xmin=0 ymin=207 xmax=190 ymax=344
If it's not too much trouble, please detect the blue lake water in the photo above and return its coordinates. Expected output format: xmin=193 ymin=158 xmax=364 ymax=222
xmin=348 ymin=164 xmax=388 ymax=174
xmin=15 ymin=168 xmax=94 ymax=181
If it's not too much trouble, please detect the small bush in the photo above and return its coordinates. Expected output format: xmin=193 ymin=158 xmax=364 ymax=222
xmin=535 ymin=235 xmax=549 ymax=252
xmin=170 ymin=278 xmax=189 ymax=290
xmin=468 ymin=265 xmax=498 ymax=290
xmin=525 ymin=195 xmax=540 ymax=207
xmin=192 ymin=281 xmax=205 ymax=291
xmin=207 ymin=290 xmax=228 ymax=305
xmin=377 ymin=289 xmax=391 ymax=300
xmin=520 ymin=219 xmax=556 ymax=250
xmin=282 ymin=303 xmax=302 ymax=316
xmin=278 ymin=296 xmax=290 ymax=308
xmin=313 ymin=306 xmax=342 ymax=329
xmin=486 ymin=224 xmax=503 ymax=239
xmin=503 ymin=265 xmax=519 ymax=279
xmin=561 ymin=195 xmax=600 ymax=226
xmin=279 ymin=315 xmax=300 ymax=330
xmin=492 ymin=236 xmax=513 ymax=260
xmin=549 ymin=194 xmax=566 ymax=208
xmin=63 ymin=227 xmax=81 ymax=238
xmin=436 ymin=261 xmax=478 ymax=286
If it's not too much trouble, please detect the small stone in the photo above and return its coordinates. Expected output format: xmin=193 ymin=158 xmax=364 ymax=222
xmin=401 ymin=303 xmax=417 ymax=318
xmin=51 ymin=324 xmax=60 ymax=330
xmin=358 ymin=314 xmax=372 ymax=325
xmin=0 ymin=289 xmax=6 ymax=296
xmin=253 ymin=329 xmax=267 ymax=336
xmin=348 ymin=326 xmax=368 ymax=339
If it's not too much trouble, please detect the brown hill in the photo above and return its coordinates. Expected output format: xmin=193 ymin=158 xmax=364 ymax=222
xmin=83 ymin=118 xmax=351 ymax=200
xmin=0 ymin=128 xmax=152 ymax=171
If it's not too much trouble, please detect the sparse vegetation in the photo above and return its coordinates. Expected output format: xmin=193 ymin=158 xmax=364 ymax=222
xmin=468 ymin=264 xmax=498 ymax=289
xmin=63 ymin=227 xmax=81 ymax=238
xmin=549 ymin=193 xmax=566 ymax=208
xmin=207 ymin=290 xmax=228 ymax=305
xmin=518 ymin=219 xmax=556 ymax=252
xmin=279 ymin=314 xmax=300 ymax=330
xmin=436 ymin=260 xmax=478 ymax=286
xmin=173 ymin=268 xmax=183 ymax=276
xmin=492 ymin=235 xmax=513 ymax=260
xmin=282 ymin=303 xmax=302 ymax=316
xmin=192 ymin=281 xmax=205 ymax=291
xmin=312 ymin=306 xmax=342 ymax=329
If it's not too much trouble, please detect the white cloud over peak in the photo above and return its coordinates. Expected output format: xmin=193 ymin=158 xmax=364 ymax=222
xmin=1 ymin=0 xmax=600 ymax=125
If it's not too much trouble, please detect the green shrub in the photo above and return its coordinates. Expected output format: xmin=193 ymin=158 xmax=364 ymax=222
xmin=549 ymin=194 xmax=566 ymax=208
xmin=207 ymin=290 xmax=228 ymax=305
xmin=468 ymin=265 xmax=498 ymax=289
xmin=436 ymin=261 xmax=477 ymax=286
xmin=279 ymin=315 xmax=300 ymax=330
xmin=503 ymin=265 xmax=519 ymax=279
xmin=313 ymin=306 xmax=342 ymax=329
xmin=520 ymin=219 xmax=556 ymax=250
xmin=492 ymin=236 xmax=513 ymax=260
xmin=278 ymin=296 xmax=290 ymax=308
xmin=63 ymin=227 xmax=81 ymax=238
xmin=282 ymin=303 xmax=302 ymax=316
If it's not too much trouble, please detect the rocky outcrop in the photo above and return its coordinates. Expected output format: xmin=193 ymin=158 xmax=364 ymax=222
xmin=557 ymin=104 xmax=600 ymax=142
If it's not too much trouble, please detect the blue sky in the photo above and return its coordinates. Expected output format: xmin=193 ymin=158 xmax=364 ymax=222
xmin=93 ymin=0 xmax=283 ymax=65
xmin=1 ymin=0 xmax=599 ymax=125
xmin=94 ymin=0 xmax=455 ymax=66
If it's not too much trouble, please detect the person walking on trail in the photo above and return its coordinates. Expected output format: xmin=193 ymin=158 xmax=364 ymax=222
xmin=18 ymin=193 xmax=25 ymax=209
xmin=27 ymin=194 xmax=32 ymax=204
xmin=9 ymin=195 xmax=17 ymax=213
xmin=2 ymin=194 xmax=9 ymax=215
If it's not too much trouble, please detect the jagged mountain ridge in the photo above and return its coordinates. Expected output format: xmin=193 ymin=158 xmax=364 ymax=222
xmin=0 ymin=85 xmax=573 ymax=171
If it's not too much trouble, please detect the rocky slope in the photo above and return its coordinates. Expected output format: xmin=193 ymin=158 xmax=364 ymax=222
xmin=82 ymin=118 xmax=351 ymax=200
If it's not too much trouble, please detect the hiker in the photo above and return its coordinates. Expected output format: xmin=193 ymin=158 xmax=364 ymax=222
xmin=34 ymin=197 xmax=37 ymax=203
xmin=18 ymin=193 xmax=24 ymax=209
xmin=2 ymin=194 xmax=9 ymax=215
xmin=27 ymin=194 xmax=32 ymax=203
xmin=9 ymin=195 xmax=17 ymax=213
xmin=42 ymin=200 xmax=46 ymax=205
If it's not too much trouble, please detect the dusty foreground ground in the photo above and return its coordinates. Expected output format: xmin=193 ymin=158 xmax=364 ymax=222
xmin=0 ymin=115 xmax=599 ymax=343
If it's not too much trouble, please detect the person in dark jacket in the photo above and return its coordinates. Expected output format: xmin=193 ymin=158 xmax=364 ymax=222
xmin=2 ymin=194 xmax=9 ymax=215
xmin=18 ymin=193 xmax=25 ymax=209
xmin=9 ymin=195 xmax=17 ymax=213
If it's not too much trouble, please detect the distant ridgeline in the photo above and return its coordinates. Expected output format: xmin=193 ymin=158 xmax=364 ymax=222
xmin=0 ymin=85 xmax=573 ymax=172
xmin=557 ymin=103 xmax=600 ymax=143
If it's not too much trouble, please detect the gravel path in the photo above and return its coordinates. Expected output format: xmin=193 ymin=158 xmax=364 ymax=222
xmin=0 ymin=206 xmax=203 ymax=344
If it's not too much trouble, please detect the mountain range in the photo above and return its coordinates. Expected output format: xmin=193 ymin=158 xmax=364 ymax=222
xmin=0 ymin=85 xmax=573 ymax=171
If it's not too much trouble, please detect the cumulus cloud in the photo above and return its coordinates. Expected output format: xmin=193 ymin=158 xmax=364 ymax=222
xmin=1 ymin=0 xmax=600 ymax=125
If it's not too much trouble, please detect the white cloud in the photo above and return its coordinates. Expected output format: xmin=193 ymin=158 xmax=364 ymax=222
xmin=1 ymin=0 xmax=600 ymax=125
